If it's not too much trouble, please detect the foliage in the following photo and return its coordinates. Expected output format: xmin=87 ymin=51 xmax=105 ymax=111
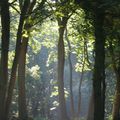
xmin=0 ymin=0 xmax=120 ymax=120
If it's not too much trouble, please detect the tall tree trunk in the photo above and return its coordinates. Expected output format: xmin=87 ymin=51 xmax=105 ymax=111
xmin=17 ymin=0 xmax=37 ymax=117
xmin=0 ymin=0 xmax=10 ymax=119
xmin=4 ymin=1 xmax=30 ymax=120
xmin=93 ymin=10 xmax=106 ymax=120
xmin=57 ymin=18 xmax=68 ymax=120
xmin=65 ymin=28 xmax=75 ymax=119
xmin=18 ymin=36 xmax=29 ymax=120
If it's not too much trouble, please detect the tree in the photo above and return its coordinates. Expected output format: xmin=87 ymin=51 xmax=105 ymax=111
xmin=48 ymin=1 xmax=78 ymax=119
xmin=93 ymin=9 xmax=106 ymax=120
xmin=104 ymin=3 xmax=120 ymax=119
xmin=0 ymin=0 xmax=10 ymax=119
xmin=3 ymin=0 xmax=47 ymax=119
xmin=57 ymin=16 xmax=68 ymax=120
xmin=1 ymin=0 xmax=120 ymax=120
xmin=107 ymin=19 xmax=120 ymax=120
xmin=5 ymin=1 xmax=31 ymax=119
xmin=74 ymin=1 xmax=106 ymax=119
xmin=18 ymin=27 xmax=29 ymax=120
xmin=17 ymin=0 xmax=37 ymax=119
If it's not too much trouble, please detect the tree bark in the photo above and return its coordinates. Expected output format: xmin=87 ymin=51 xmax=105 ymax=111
xmin=17 ymin=0 xmax=37 ymax=119
xmin=4 ymin=1 xmax=30 ymax=120
xmin=57 ymin=17 xmax=68 ymax=120
xmin=18 ymin=36 xmax=29 ymax=120
xmin=93 ymin=10 xmax=106 ymax=120
xmin=17 ymin=0 xmax=37 ymax=118
xmin=0 ymin=0 xmax=10 ymax=119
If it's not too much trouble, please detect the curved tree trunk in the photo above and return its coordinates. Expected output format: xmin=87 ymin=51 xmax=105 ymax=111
xmin=57 ymin=17 xmax=68 ymax=120
xmin=0 ymin=0 xmax=10 ymax=119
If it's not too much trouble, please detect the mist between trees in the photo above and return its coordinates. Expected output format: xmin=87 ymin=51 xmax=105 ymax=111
xmin=0 ymin=0 xmax=120 ymax=120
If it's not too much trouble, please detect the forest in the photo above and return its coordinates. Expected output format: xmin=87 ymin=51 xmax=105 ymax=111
xmin=0 ymin=0 xmax=120 ymax=120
